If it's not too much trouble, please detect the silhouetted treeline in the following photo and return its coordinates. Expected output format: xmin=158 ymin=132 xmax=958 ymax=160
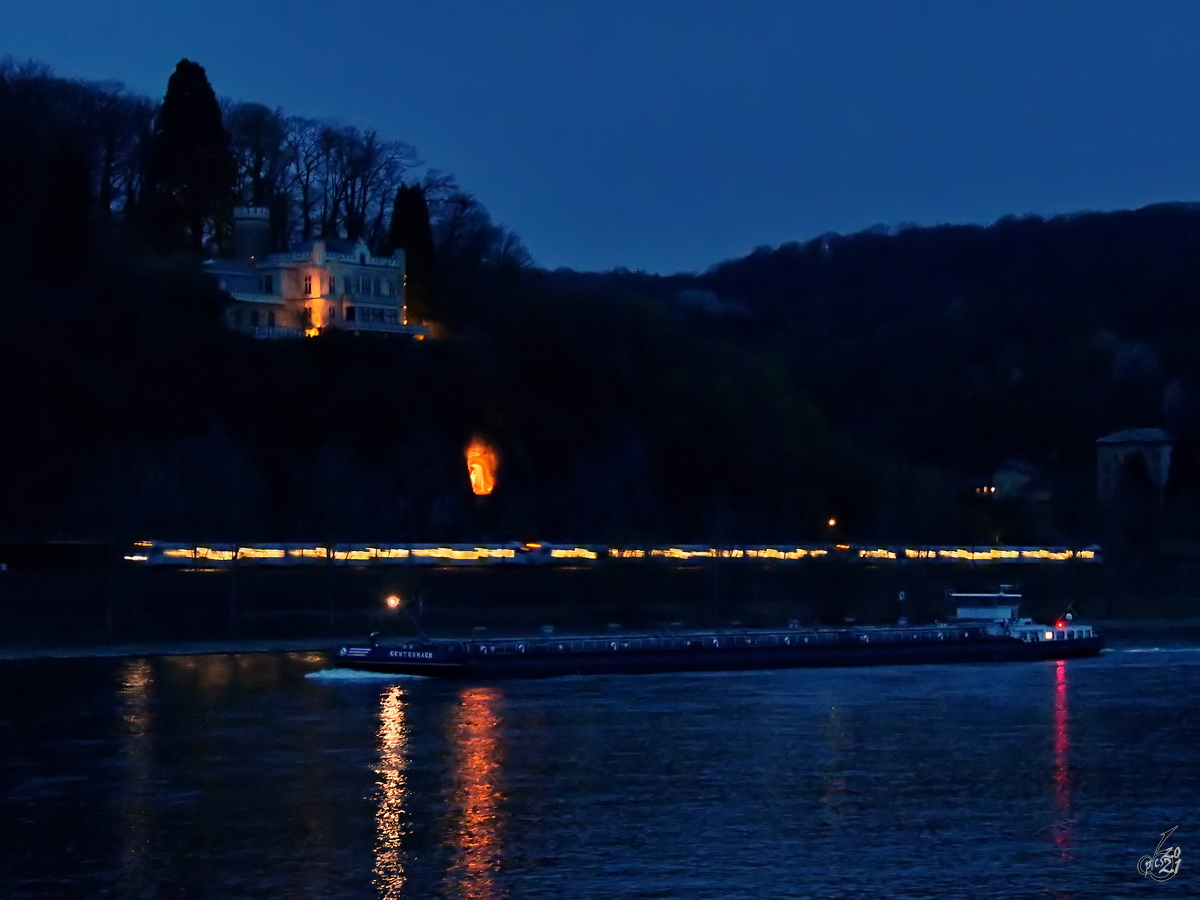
xmin=588 ymin=206 xmax=1200 ymax=549
xmin=0 ymin=57 xmax=524 ymax=264
xmin=3 ymin=58 xmax=1199 ymax=552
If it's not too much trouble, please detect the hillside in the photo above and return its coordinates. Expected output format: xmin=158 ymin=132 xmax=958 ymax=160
xmin=2 ymin=59 xmax=1197 ymax=551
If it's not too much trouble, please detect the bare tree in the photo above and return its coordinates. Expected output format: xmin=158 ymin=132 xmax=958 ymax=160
xmin=434 ymin=191 xmax=530 ymax=269
xmin=0 ymin=61 xmax=153 ymax=228
xmin=283 ymin=116 xmax=322 ymax=241
xmin=354 ymin=133 xmax=419 ymax=251
xmin=226 ymin=101 xmax=288 ymax=206
xmin=316 ymin=123 xmax=352 ymax=238
xmin=0 ymin=58 xmax=524 ymax=263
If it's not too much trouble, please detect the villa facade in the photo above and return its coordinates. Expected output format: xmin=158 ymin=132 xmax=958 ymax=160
xmin=205 ymin=207 xmax=430 ymax=339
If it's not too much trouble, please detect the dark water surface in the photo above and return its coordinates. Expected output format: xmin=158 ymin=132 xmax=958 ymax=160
xmin=2 ymin=640 xmax=1198 ymax=899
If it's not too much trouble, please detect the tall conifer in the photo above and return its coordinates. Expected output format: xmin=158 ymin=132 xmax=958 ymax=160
xmin=386 ymin=183 xmax=437 ymax=324
xmin=143 ymin=59 xmax=236 ymax=253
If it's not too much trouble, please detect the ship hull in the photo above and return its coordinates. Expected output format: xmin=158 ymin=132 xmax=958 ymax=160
xmin=338 ymin=631 xmax=1104 ymax=680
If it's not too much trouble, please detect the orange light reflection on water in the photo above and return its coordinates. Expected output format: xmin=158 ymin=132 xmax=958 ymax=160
xmin=374 ymin=684 xmax=410 ymax=900
xmin=448 ymin=686 xmax=505 ymax=900
xmin=1051 ymin=660 xmax=1073 ymax=856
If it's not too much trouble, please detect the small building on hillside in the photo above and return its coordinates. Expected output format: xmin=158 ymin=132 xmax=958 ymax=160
xmin=992 ymin=458 xmax=1052 ymax=502
xmin=1096 ymin=428 xmax=1172 ymax=503
xmin=205 ymin=207 xmax=430 ymax=339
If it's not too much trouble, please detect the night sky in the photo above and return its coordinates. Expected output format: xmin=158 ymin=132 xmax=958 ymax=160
xmin=8 ymin=1 xmax=1200 ymax=273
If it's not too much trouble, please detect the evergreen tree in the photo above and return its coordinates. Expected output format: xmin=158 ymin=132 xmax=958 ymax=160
xmin=386 ymin=183 xmax=437 ymax=324
xmin=142 ymin=59 xmax=236 ymax=254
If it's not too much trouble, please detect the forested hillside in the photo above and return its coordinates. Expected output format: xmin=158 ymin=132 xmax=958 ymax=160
xmin=1 ymin=58 xmax=1196 ymax=552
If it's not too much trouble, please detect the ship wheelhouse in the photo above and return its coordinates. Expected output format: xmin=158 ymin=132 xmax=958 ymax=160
xmin=949 ymin=585 xmax=1096 ymax=643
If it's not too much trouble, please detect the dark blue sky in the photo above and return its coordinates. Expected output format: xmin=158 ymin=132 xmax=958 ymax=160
xmin=9 ymin=1 xmax=1200 ymax=273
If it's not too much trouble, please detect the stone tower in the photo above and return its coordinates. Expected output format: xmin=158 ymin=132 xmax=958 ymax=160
xmin=233 ymin=206 xmax=272 ymax=266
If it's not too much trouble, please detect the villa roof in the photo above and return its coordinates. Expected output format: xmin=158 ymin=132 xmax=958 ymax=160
xmin=203 ymin=258 xmax=256 ymax=276
xmin=289 ymin=237 xmax=357 ymax=255
xmin=1096 ymin=428 xmax=1171 ymax=445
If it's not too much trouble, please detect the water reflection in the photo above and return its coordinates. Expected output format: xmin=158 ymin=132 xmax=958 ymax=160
xmin=1051 ymin=661 xmax=1073 ymax=856
xmin=821 ymin=705 xmax=847 ymax=820
xmin=163 ymin=652 xmax=300 ymax=696
xmin=118 ymin=659 xmax=154 ymax=897
xmin=375 ymin=684 xmax=411 ymax=899
xmin=447 ymin=686 xmax=505 ymax=900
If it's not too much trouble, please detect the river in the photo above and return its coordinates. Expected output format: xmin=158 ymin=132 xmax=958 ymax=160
xmin=2 ymin=636 xmax=1197 ymax=898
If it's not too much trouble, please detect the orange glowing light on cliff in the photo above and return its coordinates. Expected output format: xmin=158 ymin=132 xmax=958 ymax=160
xmin=465 ymin=437 xmax=497 ymax=496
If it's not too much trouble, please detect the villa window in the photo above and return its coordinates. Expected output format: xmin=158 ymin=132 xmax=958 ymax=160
xmin=359 ymin=253 xmax=366 ymax=264
xmin=303 ymin=275 xmax=313 ymax=295
xmin=374 ymin=278 xmax=382 ymax=296
xmin=346 ymin=306 xmax=356 ymax=322
xmin=250 ymin=309 xmax=260 ymax=327
xmin=267 ymin=311 xmax=276 ymax=327
xmin=329 ymin=305 xmax=336 ymax=321
xmin=330 ymin=275 xmax=336 ymax=294
xmin=261 ymin=274 xmax=273 ymax=294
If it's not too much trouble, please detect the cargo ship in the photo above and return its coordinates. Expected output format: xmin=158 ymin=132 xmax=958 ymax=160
xmin=335 ymin=589 xmax=1102 ymax=679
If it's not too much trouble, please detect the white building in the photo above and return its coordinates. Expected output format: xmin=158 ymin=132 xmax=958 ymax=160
xmin=205 ymin=207 xmax=430 ymax=339
xmin=1096 ymin=427 xmax=1172 ymax=503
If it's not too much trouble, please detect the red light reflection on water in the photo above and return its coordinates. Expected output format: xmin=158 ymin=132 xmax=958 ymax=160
xmin=1051 ymin=660 xmax=1073 ymax=856
xmin=448 ymin=686 xmax=505 ymax=900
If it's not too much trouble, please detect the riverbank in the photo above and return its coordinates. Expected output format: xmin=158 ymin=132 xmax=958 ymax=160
xmin=0 ymin=561 xmax=1196 ymax=655
xmin=0 ymin=637 xmax=349 ymax=662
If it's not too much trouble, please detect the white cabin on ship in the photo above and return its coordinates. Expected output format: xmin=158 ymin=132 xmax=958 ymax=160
xmin=950 ymin=586 xmax=1096 ymax=643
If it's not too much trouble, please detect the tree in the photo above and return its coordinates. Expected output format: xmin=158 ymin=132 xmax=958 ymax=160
xmin=385 ymin=182 xmax=438 ymax=324
xmin=142 ymin=59 xmax=236 ymax=253
xmin=226 ymin=101 xmax=287 ymax=207
xmin=284 ymin=116 xmax=322 ymax=241
xmin=226 ymin=101 xmax=289 ymax=248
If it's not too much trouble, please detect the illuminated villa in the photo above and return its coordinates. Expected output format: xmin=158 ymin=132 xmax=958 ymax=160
xmin=204 ymin=207 xmax=430 ymax=339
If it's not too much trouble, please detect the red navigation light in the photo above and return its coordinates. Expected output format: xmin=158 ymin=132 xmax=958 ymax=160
xmin=1056 ymin=620 xmax=1065 ymax=628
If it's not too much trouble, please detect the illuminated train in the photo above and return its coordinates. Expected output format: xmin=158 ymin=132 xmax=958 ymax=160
xmin=130 ymin=541 xmax=1103 ymax=568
